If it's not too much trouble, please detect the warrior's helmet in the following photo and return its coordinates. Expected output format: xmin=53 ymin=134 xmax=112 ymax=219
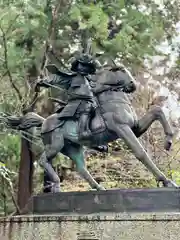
xmin=71 ymin=54 xmax=97 ymax=75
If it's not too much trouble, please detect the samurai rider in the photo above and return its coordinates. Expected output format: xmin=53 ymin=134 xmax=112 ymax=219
xmin=36 ymin=54 xmax=108 ymax=152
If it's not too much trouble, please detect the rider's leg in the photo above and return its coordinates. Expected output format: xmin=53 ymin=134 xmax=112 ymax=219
xmin=79 ymin=101 xmax=93 ymax=139
xmin=78 ymin=102 xmax=109 ymax=151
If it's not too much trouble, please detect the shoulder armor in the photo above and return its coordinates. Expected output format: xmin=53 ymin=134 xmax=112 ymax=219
xmin=46 ymin=64 xmax=77 ymax=77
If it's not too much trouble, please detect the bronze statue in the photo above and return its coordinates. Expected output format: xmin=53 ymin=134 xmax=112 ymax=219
xmin=5 ymin=62 xmax=178 ymax=192
xmin=36 ymin=54 xmax=108 ymax=153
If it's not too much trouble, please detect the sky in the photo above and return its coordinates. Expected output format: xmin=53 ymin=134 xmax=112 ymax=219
xmin=145 ymin=21 xmax=180 ymax=123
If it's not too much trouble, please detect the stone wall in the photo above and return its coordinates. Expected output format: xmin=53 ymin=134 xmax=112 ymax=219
xmin=1 ymin=213 xmax=180 ymax=240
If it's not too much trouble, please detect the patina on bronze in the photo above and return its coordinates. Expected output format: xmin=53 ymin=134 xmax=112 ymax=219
xmin=5 ymin=62 xmax=178 ymax=192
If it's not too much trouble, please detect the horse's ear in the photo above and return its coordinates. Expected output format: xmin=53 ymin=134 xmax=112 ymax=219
xmin=46 ymin=64 xmax=60 ymax=75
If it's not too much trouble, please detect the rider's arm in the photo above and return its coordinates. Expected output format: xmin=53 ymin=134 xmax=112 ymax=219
xmin=36 ymin=74 xmax=71 ymax=90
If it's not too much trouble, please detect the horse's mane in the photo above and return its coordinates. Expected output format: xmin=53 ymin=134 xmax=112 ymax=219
xmin=91 ymin=65 xmax=126 ymax=87
xmin=96 ymin=65 xmax=124 ymax=74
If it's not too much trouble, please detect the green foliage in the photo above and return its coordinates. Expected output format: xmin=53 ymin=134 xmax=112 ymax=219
xmin=169 ymin=170 xmax=180 ymax=186
xmin=0 ymin=133 xmax=20 ymax=215
xmin=0 ymin=161 xmax=16 ymax=216
xmin=0 ymin=1 xmax=49 ymax=112
xmin=0 ymin=162 xmax=15 ymax=187
xmin=68 ymin=1 xmax=179 ymax=65
xmin=0 ymin=133 xmax=20 ymax=169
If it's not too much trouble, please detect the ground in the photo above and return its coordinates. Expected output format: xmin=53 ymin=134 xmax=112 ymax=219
xmin=60 ymin=149 xmax=156 ymax=192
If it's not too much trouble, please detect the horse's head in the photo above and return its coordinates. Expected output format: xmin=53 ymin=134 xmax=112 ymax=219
xmin=113 ymin=65 xmax=137 ymax=93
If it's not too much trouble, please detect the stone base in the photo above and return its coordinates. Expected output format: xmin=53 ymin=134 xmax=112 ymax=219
xmin=27 ymin=188 xmax=180 ymax=214
xmin=1 ymin=188 xmax=180 ymax=239
xmin=1 ymin=213 xmax=180 ymax=239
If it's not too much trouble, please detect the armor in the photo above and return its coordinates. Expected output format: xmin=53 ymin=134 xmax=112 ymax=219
xmin=37 ymin=54 xmax=98 ymax=139
xmin=70 ymin=54 xmax=98 ymax=139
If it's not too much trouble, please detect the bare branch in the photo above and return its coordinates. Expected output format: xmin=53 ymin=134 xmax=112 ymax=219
xmin=26 ymin=0 xmax=66 ymax=112
xmin=47 ymin=48 xmax=68 ymax=69
xmin=0 ymin=24 xmax=22 ymax=101
xmin=6 ymin=14 xmax=20 ymax=35
xmin=24 ymin=0 xmax=69 ymax=112
xmin=8 ymin=184 xmax=21 ymax=214
xmin=45 ymin=0 xmax=68 ymax=69
xmin=23 ymin=1 xmax=56 ymax=112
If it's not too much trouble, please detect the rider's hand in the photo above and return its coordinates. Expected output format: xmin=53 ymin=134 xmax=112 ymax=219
xmin=34 ymin=80 xmax=43 ymax=92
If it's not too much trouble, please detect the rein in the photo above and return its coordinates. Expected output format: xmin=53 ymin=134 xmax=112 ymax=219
xmin=95 ymin=86 xmax=132 ymax=107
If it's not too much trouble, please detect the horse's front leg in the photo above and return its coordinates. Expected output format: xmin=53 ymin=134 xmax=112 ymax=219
xmin=132 ymin=106 xmax=173 ymax=151
xmin=113 ymin=121 xmax=178 ymax=188
xmin=62 ymin=143 xmax=106 ymax=191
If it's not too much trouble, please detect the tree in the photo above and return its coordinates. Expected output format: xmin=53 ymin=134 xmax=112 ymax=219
xmin=0 ymin=0 xmax=50 ymax=210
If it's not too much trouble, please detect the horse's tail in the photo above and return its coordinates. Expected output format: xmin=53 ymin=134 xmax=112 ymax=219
xmin=5 ymin=112 xmax=45 ymax=130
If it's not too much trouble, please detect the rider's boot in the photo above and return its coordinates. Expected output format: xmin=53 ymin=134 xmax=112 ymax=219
xmin=79 ymin=111 xmax=108 ymax=152
xmin=79 ymin=110 xmax=92 ymax=140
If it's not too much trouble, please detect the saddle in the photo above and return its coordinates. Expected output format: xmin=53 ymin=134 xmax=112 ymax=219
xmin=41 ymin=109 xmax=106 ymax=135
xmin=41 ymin=113 xmax=65 ymax=134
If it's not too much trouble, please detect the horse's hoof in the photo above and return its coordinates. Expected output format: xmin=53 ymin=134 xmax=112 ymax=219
xmin=164 ymin=137 xmax=172 ymax=151
xmin=99 ymin=145 xmax=108 ymax=153
xmin=157 ymin=177 xmax=179 ymax=188
xmin=93 ymin=145 xmax=108 ymax=153
xmin=164 ymin=180 xmax=179 ymax=188
xmin=98 ymin=186 xmax=106 ymax=191
xmin=90 ymin=186 xmax=106 ymax=191
xmin=51 ymin=183 xmax=61 ymax=193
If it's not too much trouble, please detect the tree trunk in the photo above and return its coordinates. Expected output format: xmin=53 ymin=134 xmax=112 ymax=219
xmin=17 ymin=133 xmax=34 ymax=209
xmin=17 ymin=63 xmax=38 ymax=210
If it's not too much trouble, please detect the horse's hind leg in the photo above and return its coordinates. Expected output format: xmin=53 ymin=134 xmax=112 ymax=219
xmin=39 ymin=152 xmax=60 ymax=192
xmin=39 ymin=129 xmax=64 ymax=193
xmin=43 ymin=166 xmax=56 ymax=193
xmin=62 ymin=143 xmax=105 ymax=190
xmin=113 ymin=122 xmax=178 ymax=188
xmin=132 ymin=106 xmax=173 ymax=151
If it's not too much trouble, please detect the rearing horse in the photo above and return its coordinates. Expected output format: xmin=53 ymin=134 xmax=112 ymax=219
xmin=5 ymin=66 xmax=178 ymax=191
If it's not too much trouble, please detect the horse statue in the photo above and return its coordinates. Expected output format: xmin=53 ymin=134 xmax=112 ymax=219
xmin=4 ymin=64 xmax=178 ymax=192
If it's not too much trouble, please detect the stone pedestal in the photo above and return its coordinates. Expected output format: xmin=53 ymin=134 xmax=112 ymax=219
xmin=1 ymin=188 xmax=180 ymax=239
xmin=1 ymin=213 xmax=180 ymax=239
xmin=29 ymin=188 xmax=180 ymax=214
